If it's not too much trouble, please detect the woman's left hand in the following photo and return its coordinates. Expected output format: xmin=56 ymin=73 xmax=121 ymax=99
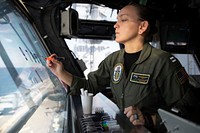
xmin=124 ymin=106 xmax=145 ymax=126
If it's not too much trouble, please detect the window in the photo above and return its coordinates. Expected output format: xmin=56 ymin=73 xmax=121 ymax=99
xmin=173 ymin=54 xmax=200 ymax=75
xmin=65 ymin=4 xmax=120 ymax=77
xmin=0 ymin=1 xmax=66 ymax=132
xmin=70 ymin=3 xmax=117 ymax=21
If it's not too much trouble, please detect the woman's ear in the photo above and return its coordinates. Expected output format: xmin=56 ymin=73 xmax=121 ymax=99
xmin=138 ymin=20 xmax=149 ymax=35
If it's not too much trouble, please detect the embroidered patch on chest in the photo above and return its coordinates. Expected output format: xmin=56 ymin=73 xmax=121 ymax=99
xmin=130 ymin=72 xmax=150 ymax=84
xmin=113 ymin=63 xmax=123 ymax=83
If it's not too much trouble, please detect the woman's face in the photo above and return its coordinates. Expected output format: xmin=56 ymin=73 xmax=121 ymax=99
xmin=114 ymin=5 xmax=143 ymax=44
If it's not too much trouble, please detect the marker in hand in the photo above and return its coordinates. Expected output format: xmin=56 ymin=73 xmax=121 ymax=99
xmin=45 ymin=56 xmax=65 ymax=61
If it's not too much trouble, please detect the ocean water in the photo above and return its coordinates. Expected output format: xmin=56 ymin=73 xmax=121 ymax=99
xmin=0 ymin=68 xmax=19 ymax=96
xmin=0 ymin=67 xmax=49 ymax=96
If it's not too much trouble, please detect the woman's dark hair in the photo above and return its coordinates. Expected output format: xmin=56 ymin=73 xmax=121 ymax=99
xmin=126 ymin=2 xmax=158 ymax=42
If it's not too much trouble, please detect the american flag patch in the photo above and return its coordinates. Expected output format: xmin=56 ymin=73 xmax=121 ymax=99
xmin=176 ymin=67 xmax=189 ymax=84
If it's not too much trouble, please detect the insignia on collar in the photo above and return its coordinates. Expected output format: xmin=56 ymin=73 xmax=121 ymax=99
xmin=113 ymin=63 xmax=123 ymax=83
xmin=170 ymin=56 xmax=177 ymax=63
xmin=130 ymin=72 xmax=150 ymax=84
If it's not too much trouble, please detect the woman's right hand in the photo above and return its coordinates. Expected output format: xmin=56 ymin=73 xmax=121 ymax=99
xmin=46 ymin=54 xmax=65 ymax=78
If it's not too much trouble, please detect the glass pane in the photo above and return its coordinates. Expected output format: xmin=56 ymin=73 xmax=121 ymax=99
xmin=65 ymin=3 xmax=120 ymax=77
xmin=173 ymin=54 xmax=200 ymax=75
xmin=65 ymin=39 xmax=120 ymax=77
xmin=0 ymin=1 xmax=66 ymax=132
xmin=70 ymin=3 xmax=117 ymax=21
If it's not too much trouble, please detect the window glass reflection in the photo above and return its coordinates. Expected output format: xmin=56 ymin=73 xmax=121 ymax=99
xmin=0 ymin=1 xmax=66 ymax=132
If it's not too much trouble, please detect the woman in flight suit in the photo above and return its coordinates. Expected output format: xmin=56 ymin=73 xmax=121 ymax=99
xmin=46 ymin=2 xmax=192 ymax=132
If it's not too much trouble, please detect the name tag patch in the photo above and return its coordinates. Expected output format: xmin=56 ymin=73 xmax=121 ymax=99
xmin=130 ymin=72 xmax=150 ymax=84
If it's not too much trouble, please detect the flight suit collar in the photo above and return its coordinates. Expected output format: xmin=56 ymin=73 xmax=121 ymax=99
xmin=135 ymin=43 xmax=152 ymax=64
xmin=119 ymin=43 xmax=152 ymax=64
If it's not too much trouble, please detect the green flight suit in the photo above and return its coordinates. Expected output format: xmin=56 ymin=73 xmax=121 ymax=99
xmin=71 ymin=43 xmax=188 ymax=108
xmin=70 ymin=43 xmax=190 ymax=130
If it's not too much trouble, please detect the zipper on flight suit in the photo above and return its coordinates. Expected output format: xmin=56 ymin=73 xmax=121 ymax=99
xmin=121 ymin=73 xmax=127 ymax=110
xmin=121 ymin=68 xmax=126 ymax=110
xmin=121 ymin=63 xmax=137 ymax=110
xmin=120 ymin=93 xmax=124 ymax=110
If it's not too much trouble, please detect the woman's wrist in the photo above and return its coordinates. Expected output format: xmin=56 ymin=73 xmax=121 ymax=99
xmin=59 ymin=70 xmax=73 ymax=86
